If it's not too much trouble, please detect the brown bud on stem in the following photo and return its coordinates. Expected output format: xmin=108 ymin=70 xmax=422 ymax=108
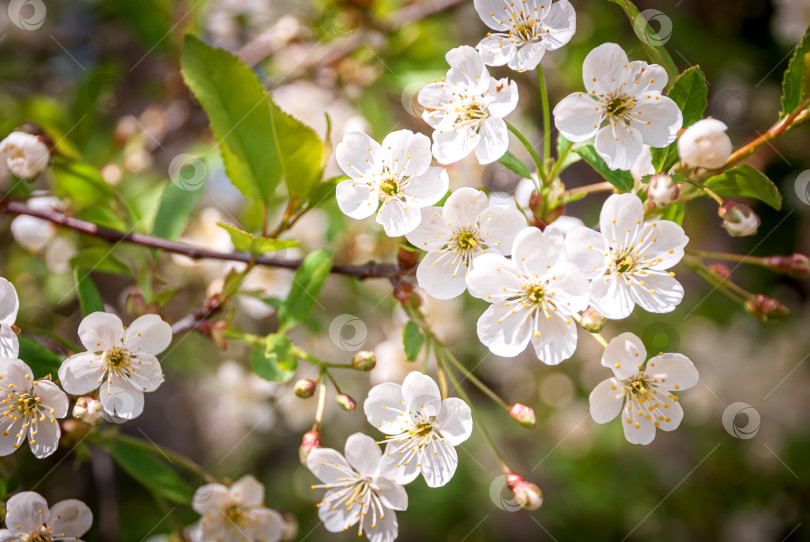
xmin=294 ymin=379 xmax=317 ymax=399
xmin=352 ymin=350 xmax=377 ymax=371
xmin=745 ymin=294 xmax=790 ymax=323
xmin=336 ymin=393 xmax=357 ymax=411
xmin=718 ymin=201 xmax=760 ymax=237
xmin=707 ymin=263 xmax=731 ymax=280
xmin=766 ymin=254 xmax=810 ymax=279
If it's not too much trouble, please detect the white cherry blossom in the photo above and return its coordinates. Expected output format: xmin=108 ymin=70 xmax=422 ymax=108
xmin=405 ymin=187 xmax=526 ymax=299
xmin=0 ymin=132 xmax=50 ymax=179
xmin=677 ymin=118 xmax=732 ymax=169
xmin=565 ymin=193 xmax=689 ymax=320
xmin=0 ymin=277 xmax=20 ymax=357
xmin=0 ymin=491 xmax=92 ymax=541
xmin=466 ymin=227 xmax=589 ymax=365
xmin=364 ymin=372 xmax=472 ymax=488
xmin=307 ymin=433 xmax=407 ymax=542
xmin=589 ymin=332 xmax=698 ymax=444
xmin=418 ymin=46 xmax=518 ymax=165
xmin=553 ymin=42 xmax=683 ymax=170
xmin=0 ymin=358 xmax=68 ymax=459
xmin=475 ymin=0 xmax=576 ymax=72
xmin=58 ymin=313 xmax=172 ymax=421
xmin=188 ymin=475 xmax=284 ymax=542
xmin=335 ymin=129 xmax=448 ymax=237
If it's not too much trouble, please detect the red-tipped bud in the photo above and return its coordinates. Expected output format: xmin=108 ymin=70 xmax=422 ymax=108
xmin=719 ymin=201 xmax=760 ymax=237
xmin=766 ymin=254 xmax=810 ymax=279
xmin=646 ymin=174 xmax=680 ymax=207
xmin=506 ymin=472 xmax=543 ymax=511
xmin=336 ymin=393 xmax=357 ymax=411
xmin=579 ymin=308 xmax=605 ymax=333
xmin=509 ymin=403 xmax=536 ymax=428
xmin=294 ymin=379 xmax=317 ymax=399
xmin=745 ymin=294 xmax=790 ymax=323
xmin=707 ymin=263 xmax=731 ymax=280
xmin=352 ymin=350 xmax=377 ymax=371
xmin=299 ymin=429 xmax=322 ymax=465
xmin=73 ymin=397 xmax=104 ymax=426
xmin=397 ymin=247 xmax=420 ymax=270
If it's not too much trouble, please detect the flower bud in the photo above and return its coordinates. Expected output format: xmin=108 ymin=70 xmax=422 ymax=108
xmin=294 ymin=379 xmax=317 ymax=399
xmin=678 ymin=118 xmax=732 ymax=169
xmin=766 ymin=254 xmax=810 ymax=279
xmin=352 ymin=350 xmax=377 ymax=371
xmin=279 ymin=511 xmax=299 ymax=541
xmin=393 ymin=280 xmax=418 ymax=306
xmin=298 ymin=429 xmax=322 ymax=465
xmin=745 ymin=294 xmax=790 ymax=323
xmin=397 ymin=247 xmax=420 ymax=270
xmin=707 ymin=264 xmax=731 ymax=280
xmin=0 ymin=131 xmax=51 ymax=179
xmin=505 ymin=473 xmax=543 ymax=511
xmin=72 ymin=397 xmax=104 ymax=426
xmin=579 ymin=308 xmax=605 ymax=333
xmin=646 ymin=174 xmax=680 ymax=207
xmin=336 ymin=393 xmax=357 ymax=411
xmin=718 ymin=201 xmax=760 ymax=237
xmin=509 ymin=403 xmax=536 ymax=429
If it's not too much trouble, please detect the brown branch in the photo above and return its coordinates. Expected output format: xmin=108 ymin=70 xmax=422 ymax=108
xmin=1 ymin=201 xmax=411 ymax=280
xmin=724 ymin=99 xmax=809 ymax=169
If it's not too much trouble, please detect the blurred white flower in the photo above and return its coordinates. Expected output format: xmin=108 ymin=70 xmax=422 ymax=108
xmin=0 ymin=277 xmax=20 ymax=357
xmin=10 ymin=196 xmax=76 ymax=274
xmin=419 ymin=46 xmax=518 ymax=164
xmin=0 ymin=132 xmax=50 ymax=179
xmin=678 ymin=118 xmax=733 ymax=170
xmin=307 ymin=433 xmax=407 ymax=542
xmin=0 ymin=358 xmax=68 ymax=459
xmin=553 ymin=43 xmax=682 ymax=170
xmin=488 ymin=176 xmax=535 ymax=211
xmin=204 ymin=0 xmax=275 ymax=50
xmin=59 ymin=313 xmax=172 ymax=421
xmin=771 ymin=0 xmax=810 ymax=45
xmin=589 ymin=332 xmax=698 ymax=445
xmin=475 ymin=0 xmax=576 ymax=72
xmin=0 ymin=491 xmax=92 ymax=541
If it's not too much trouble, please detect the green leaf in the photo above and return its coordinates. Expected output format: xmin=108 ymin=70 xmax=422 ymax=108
xmin=308 ymin=176 xmax=345 ymax=209
xmin=278 ymin=249 xmax=333 ymax=329
xmin=609 ymin=0 xmax=679 ymax=83
xmin=70 ymin=247 xmax=131 ymax=275
xmin=661 ymin=202 xmax=685 ymax=225
xmin=216 ymin=223 xmax=300 ymax=254
xmin=151 ymin=178 xmax=206 ymax=241
xmin=555 ymin=135 xmax=581 ymax=174
xmin=704 ymin=165 xmax=782 ymax=210
xmin=781 ymin=27 xmax=810 ymax=116
xmin=78 ymin=206 xmax=129 ymax=231
xmin=402 ymin=321 xmax=425 ymax=362
xmin=18 ymin=337 xmax=62 ymax=379
xmin=251 ymin=334 xmax=297 ymax=382
xmin=181 ymin=35 xmax=281 ymax=203
xmin=106 ymin=439 xmax=193 ymax=505
xmin=51 ymin=161 xmax=113 ymax=206
xmin=74 ymin=269 xmax=104 ymax=316
xmin=268 ymin=98 xmax=325 ymax=202
xmin=575 ymin=144 xmax=634 ymax=193
xmin=498 ymin=151 xmax=532 ymax=179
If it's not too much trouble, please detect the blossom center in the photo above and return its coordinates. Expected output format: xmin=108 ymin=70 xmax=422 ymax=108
xmin=106 ymin=346 xmax=131 ymax=369
xmin=28 ymin=527 xmax=53 ymax=542
xmin=15 ymin=392 xmax=39 ymax=417
xmin=527 ymin=285 xmax=545 ymax=303
xmin=222 ymin=503 xmax=248 ymax=527
xmin=456 ymin=231 xmax=477 ymax=250
xmin=627 ymin=378 xmax=650 ymax=401
xmin=605 ymin=95 xmax=635 ymax=121
xmin=379 ymin=173 xmax=400 ymax=197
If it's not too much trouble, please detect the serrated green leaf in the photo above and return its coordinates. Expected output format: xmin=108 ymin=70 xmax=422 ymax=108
xmin=71 ymin=248 xmax=131 ymax=275
xmin=781 ymin=28 xmax=810 ymax=116
xmin=498 ymin=151 xmax=532 ymax=179
xmin=609 ymin=0 xmax=679 ymax=83
xmin=18 ymin=337 xmax=62 ymax=379
xmin=106 ymin=439 xmax=193 ymax=505
xmin=181 ymin=36 xmax=281 ymax=203
xmin=575 ymin=144 xmax=634 ymax=192
xmin=268 ymin=99 xmax=325 ymax=202
xmin=251 ymin=334 xmax=297 ymax=382
xmin=74 ymin=269 xmax=104 ymax=316
xmin=51 ymin=161 xmax=113 ymax=206
xmin=402 ymin=321 xmax=425 ymax=362
xmin=651 ymin=66 xmax=708 ymax=171
xmin=278 ymin=250 xmax=333 ymax=329
xmin=704 ymin=165 xmax=782 ymax=210
xmin=151 ymin=178 xmax=206 ymax=241
xmin=216 ymin=223 xmax=300 ymax=254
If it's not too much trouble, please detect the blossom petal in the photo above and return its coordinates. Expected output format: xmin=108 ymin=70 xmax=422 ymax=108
xmin=628 ymin=272 xmax=684 ymax=314
xmin=645 ymin=353 xmax=699 ymax=391
xmin=78 ymin=312 xmax=124 ymax=352
xmin=437 ymin=397 xmax=472 ymax=446
xmin=487 ymin=78 xmax=519 ymax=118
xmin=565 ymin=226 xmax=609 ymax=279
xmin=507 ymin=42 xmax=546 ymax=72
xmin=5 ymin=492 xmax=49 ymax=532
xmin=401 ymin=372 xmax=441 ymax=406
xmin=0 ymin=327 xmax=19 ymax=359
xmin=244 ymin=508 xmax=283 ymax=541
xmin=443 ymin=187 xmax=488 ymax=227
xmin=0 ymin=416 xmax=24 ymax=457
xmin=380 ymin=440 xmax=420 ymax=485
xmin=125 ymin=352 xmax=165 ymax=393
xmin=344 ymin=432 xmax=382 ymax=477
xmin=405 ymin=207 xmax=450 ymax=252
xmin=589 ymin=274 xmax=636 ymax=320
xmin=336 ymin=179 xmax=378 ymax=219
xmin=589 ymin=377 xmax=625 ymax=423
xmin=192 ymin=484 xmax=230 ymax=514
xmin=602 ymin=332 xmax=646 ymax=379
xmin=432 ymin=127 xmax=479 ymax=164
xmin=34 ymin=380 xmax=68 ymax=418
xmin=29 ymin=416 xmax=61 ymax=458
xmin=404 ymin=166 xmax=448 ymax=208
xmin=57 ymin=352 xmax=105 ymax=395
xmin=476 ymin=303 xmax=532 ymax=357
xmin=636 ymin=219 xmax=688 ymax=270
xmin=0 ymin=357 xmax=33 ymax=390
xmin=474 ymin=117 xmax=509 ymax=164
xmin=511 ymin=227 xmax=564 ymax=276
xmin=583 ymin=42 xmax=630 ymax=95
xmin=630 ymin=94 xmax=682 ymax=148
xmin=99 ymin=373 xmax=144 ymax=420
xmin=420 ymin=438 xmax=458 ymax=488
xmin=415 ymin=250 xmax=470 ymax=300
xmin=541 ymin=0 xmax=576 ymax=50
xmin=124 ymin=314 xmax=172 ymax=355
xmin=622 ymin=399 xmax=657 ymax=444
xmin=476 ymin=34 xmax=516 ymax=67
xmin=380 ymin=130 xmax=432 ymax=177
xmin=626 ymin=63 xmax=669 ymax=95
xmin=478 ymin=205 xmax=527 ymax=255
xmin=465 ymin=253 xmax=524 ymax=302
xmin=229 ymin=474 xmax=265 ymax=506
xmin=530 ymin=311 xmax=578 ymax=365
xmin=318 ymin=489 xmax=358 ymax=532
xmin=594 ymin=122 xmax=643 ymax=171
xmin=307 ymin=448 xmax=354 ymax=486
xmin=473 ymin=0 xmax=511 ymax=30
xmin=377 ymin=198 xmax=421 ymax=237
xmin=553 ymin=93 xmax=602 ymax=142
xmin=47 ymin=499 xmax=93 ymax=538
xmin=599 ymin=193 xmax=645 ymax=252
xmin=364 ymin=382 xmax=410 ymax=435
xmin=336 ymin=132 xmax=381 ymax=180
xmin=0 ymin=278 xmax=19 ymax=325
xmin=374 ymin=476 xmax=407 ymax=511
xmin=651 ymin=397 xmax=684 ymax=432
xmin=360 ymin=498 xmax=398 ymax=542
xmin=445 ymin=46 xmax=488 ymax=88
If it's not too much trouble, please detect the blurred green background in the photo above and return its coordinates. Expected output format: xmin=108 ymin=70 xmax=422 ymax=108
xmin=1 ymin=0 xmax=809 ymax=541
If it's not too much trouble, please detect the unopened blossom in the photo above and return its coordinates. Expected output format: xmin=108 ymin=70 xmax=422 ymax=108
xmin=505 ymin=472 xmax=543 ymax=510
xmin=719 ymin=200 xmax=759 ymax=237
xmin=589 ymin=332 xmax=698 ymax=444
xmin=678 ymin=118 xmax=733 ymax=169
xmin=0 ymin=358 xmax=68 ymax=459
xmin=565 ymin=193 xmax=689 ymax=320
xmin=0 ymin=491 xmax=92 ymax=541
xmin=474 ymin=0 xmax=576 ymax=72
xmin=58 ymin=313 xmax=172 ymax=420
xmin=72 ymin=396 xmax=104 ymax=426
xmin=418 ymin=46 xmax=518 ymax=164
xmin=335 ymin=129 xmax=448 ymax=237
xmin=307 ymin=433 xmax=407 ymax=542
xmin=466 ymin=227 xmax=590 ymax=364
xmin=0 ymin=277 xmax=20 ymax=357
xmin=188 ymin=475 xmax=284 ymax=542
xmin=553 ymin=43 xmax=682 ymax=170
xmin=10 ymin=196 xmax=76 ymax=274
xmin=0 ymin=132 xmax=50 ymax=179
xmin=405 ymin=187 xmax=526 ymax=299
xmin=647 ymin=173 xmax=679 ymax=207
xmin=364 ymin=372 xmax=473 ymax=487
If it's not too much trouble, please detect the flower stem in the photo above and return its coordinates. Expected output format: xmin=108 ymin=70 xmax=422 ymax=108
xmin=536 ymin=65 xmax=552 ymax=166
xmin=440 ymin=347 xmax=510 ymax=411
xmin=314 ymin=379 xmax=327 ymax=427
xmin=506 ymin=121 xmax=545 ymax=181
xmin=115 ymin=434 xmax=217 ymax=484
xmin=687 ymin=250 xmax=767 ymax=266
xmin=682 ymin=255 xmax=752 ymax=302
xmin=562 ymin=181 xmax=615 ymax=201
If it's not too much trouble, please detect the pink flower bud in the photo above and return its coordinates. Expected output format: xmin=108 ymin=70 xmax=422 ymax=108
xmin=509 ymin=403 xmax=536 ymax=429
xmin=579 ymin=308 xmax=605 ymax=333
xmin=294 ymin=379 xmax=317 ymax=399
xmin=72 ymin=397 xmax=103 ymax=426
xmin=766 ymin=254 xmax=810 ymax=279
xmin=506 ymin=472 xmax=543 ymax=511
xmin=336 ymin=393 xmax=357 ymax=411
xmin=352 ymin=350 xmax=377 ymax=371
xmin=646 ymin=174 xmax=680 ymax=207
xmin=299 ymin=429 xmax=322 ymax=465
xmin=745 ymin=294 xmax=790 ymax=323
xmin=718 ymin=201 xmax=760 ymax=237
xmin=707 ymin=263 xmax=731 ymax=280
